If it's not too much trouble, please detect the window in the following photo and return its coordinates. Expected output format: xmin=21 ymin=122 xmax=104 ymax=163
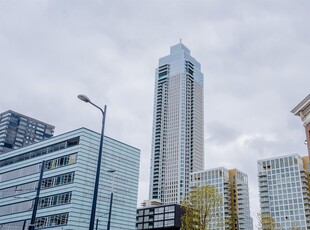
xmin=0 ymin=137 xmax=79 ymax=168
xmin=154 ymin=221 xmax=163 ymax=228
xmin=154 ymin=214 xmax=164 ymax=220
xmin=41 ymin=172 xmax=75 ymax=189
xmin=138 ymin=210 xmax=143 ymax=216
xmin=137 ymin=217 xmax=143 ymax=223
xmin=38 ymin=192 xmax=72 ymax=208
xmin=0 ymin=163 xmax=41 ymax=182
xmin=0 ymin=181 xmax=37 ymax=199
xmin=0 ymin=200 xmax=33 ymax=216
xmin=35 ymin=213 xmax=69 ymax=228
xmin=155 ymin=207 xmax=164 ymax=214
xmin=0 ymin=220 xmax=27 ymax=229
xmin=165 ymin=205 xmax=175 ymax=212
xmin=165 ymin=212 xmax=175 ymax=219
xmin=44 ymin=154 xmax=77 ymax=170
xmin=165 ymin=220 xmax=174 ymax=227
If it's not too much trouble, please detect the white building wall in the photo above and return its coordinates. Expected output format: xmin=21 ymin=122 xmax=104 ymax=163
xmin=149 ymin=43 xmax=204 ymax=205
xmin=258 ymin=154 xmax=310 ymax=230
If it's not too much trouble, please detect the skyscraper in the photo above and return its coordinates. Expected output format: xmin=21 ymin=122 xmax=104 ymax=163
xmin=149 ymin=43 xmax=204 ymax=204
xmin=258 ymin=154 xmax=310 ymax=229
xmin=0 ymin=110 xmax=54 ymax=154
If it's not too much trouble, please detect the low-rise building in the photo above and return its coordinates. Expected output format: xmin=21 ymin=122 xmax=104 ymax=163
xmin=136 ymin=203 xmax=184 ymax=230
xmin=0 ymin=128 xmax=140 ymax=229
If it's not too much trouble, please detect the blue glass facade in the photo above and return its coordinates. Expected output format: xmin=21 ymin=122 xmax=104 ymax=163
xmin=0 ymin=128 xmax=140 ymax=229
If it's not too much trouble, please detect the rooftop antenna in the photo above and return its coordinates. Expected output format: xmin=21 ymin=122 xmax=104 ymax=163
xmin=180 ymin=38 xmax=182 ymax=44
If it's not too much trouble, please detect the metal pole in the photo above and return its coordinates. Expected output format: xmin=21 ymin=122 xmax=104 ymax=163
xmin=95 ymin=218 xmax=99 ymax=230
xmin=107 ymin=192 xmax=114 ymax=230
xmin=107 ymin=170 xmax=115 ymax=230
xmin=89 ymin=105 xmax=107 ymax=230
xmin=28 ymin=161 xmax=45 ymax=230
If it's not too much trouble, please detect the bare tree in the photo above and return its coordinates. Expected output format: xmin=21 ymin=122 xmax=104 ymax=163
xmin=181 ymin=185 xmax=224 ymax=230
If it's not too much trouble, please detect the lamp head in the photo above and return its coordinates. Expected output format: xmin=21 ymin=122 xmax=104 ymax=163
xmin=78 ymin=94 xmax=91 ymax=103
xmin=107 ymin=169 xmax=116 ymax=173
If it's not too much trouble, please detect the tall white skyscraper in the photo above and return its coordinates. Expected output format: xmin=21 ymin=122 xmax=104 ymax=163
xmin=149 ymin=43 xmax=204 ymax=204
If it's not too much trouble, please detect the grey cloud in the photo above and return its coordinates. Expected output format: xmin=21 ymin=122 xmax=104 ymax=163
xmin=1 ymin=1 xmax=310 ymax=228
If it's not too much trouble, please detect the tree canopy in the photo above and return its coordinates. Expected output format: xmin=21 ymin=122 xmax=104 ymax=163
xmin=181 ymin=184 xmax=224 ymax=230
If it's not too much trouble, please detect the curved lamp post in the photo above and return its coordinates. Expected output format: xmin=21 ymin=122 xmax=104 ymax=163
xmin=78 ymin=94 xmax=107 ymax=230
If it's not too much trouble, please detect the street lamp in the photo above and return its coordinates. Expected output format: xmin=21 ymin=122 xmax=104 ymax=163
xmin=107 ymin=169 xmax=116 ymax=230
xmin=28 ymin=161 xmax=45 ymax=230
xmin=78 ymin=94 xmax=107 ymax=230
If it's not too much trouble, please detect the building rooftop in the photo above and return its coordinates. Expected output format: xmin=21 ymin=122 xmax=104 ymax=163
xmin=0 ymin=110 xmax=55 ymax=128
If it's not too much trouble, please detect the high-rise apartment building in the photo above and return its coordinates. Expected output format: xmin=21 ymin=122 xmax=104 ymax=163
xmin=191 ymin=168 xmax=253 ymax=230
xmin=258 ymin=154 xmax=310 ymax=229
xmin=291 ymin=94 xmax=310 ymax=157
xmin=0 ymin=128 xmax=140 ymax=229
xmin=0 ymin=110 xmax=54 ymax=154
xmin=149 ymin=43 xmax=204 ymax=204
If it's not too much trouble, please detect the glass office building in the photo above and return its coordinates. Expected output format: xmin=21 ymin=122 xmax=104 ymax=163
xmin=0 ymin=128 xmax=140 ymax=229
xmin=0 ymin=110 xmax=55 ymax=154
xmin=149 ymin=43 xmax=204 ymax=204
xmin=258 ymin=154 xmax=310 ymax=229
xmin=191 ymin=168 xmax=253 ymax=230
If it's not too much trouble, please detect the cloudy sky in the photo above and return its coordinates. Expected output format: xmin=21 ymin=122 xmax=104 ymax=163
xmin=1 ymin=0 xmax=309 ymax=228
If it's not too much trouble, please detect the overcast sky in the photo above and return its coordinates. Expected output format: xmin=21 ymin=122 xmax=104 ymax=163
xmin=1 ymin=1 xmax=310 ymax=228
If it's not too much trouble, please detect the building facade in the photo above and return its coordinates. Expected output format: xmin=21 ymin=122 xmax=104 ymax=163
xmin=258 ymin=154 xmax=310 ymax=229
xmin=291 ymin=94 xmax=310 ymax=157
xmin=191 ymin=168 xmax=253 ymax=230
xmin=149 ymin=43 xmax=204 ymax=204
xmin=0 ymin=128 xmax=140 ymax=230
xmin=0 ymin=110 xmax=55 ymax=154
xmin=136 ymin=204 xmax=185 ymax=230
